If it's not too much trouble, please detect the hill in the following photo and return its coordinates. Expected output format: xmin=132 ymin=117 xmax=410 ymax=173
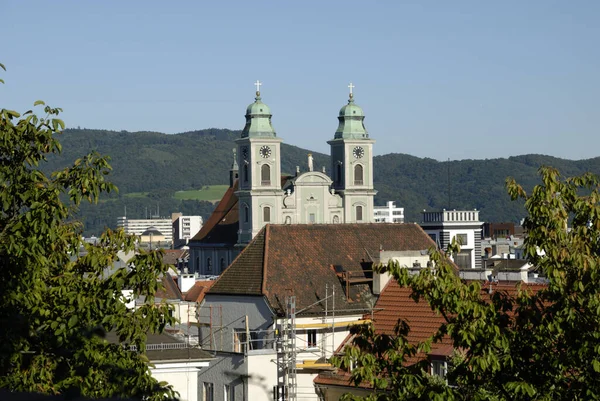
xmin=43 ymin=128 xmax=600 ymax=235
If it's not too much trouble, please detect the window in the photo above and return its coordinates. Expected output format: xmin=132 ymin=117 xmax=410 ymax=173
xmin=244 ymin=205 xmax=249 ymax=223
xmin=456 ymin=233 xmax=468 ymax=246
xmin=429 ymin=233 xmax=437 ymax=243
xmin=309 ymin=213 xmax=316 ymax=223
xmin=336 ymin=164 xmax=342 ymax=184
xmin=203 ymin=382 xmax=214 ymax=401
xmin=206 ymin=257 xmax=212 ymax=271
xmin=454 ymin=250 xmax=472 ymax=270
xmin=432 ymin=360 xmax=447 ymax=379
xmin=263 ymin=206 xmax=271 ymax=223
xmin=261 ymin=164 xmax=270 ymax=185
xmin=307 ymin=329 xmax=317 ymax=348
xmin=356 ymin=205 xmax=363 ymax=221
xmin=354 ymin=164 xmax=363 ymax=185
xmin=224 ymin=384 xmax=233 ymax=401
xmin=220 ymin=258 xmax=225 ymax=272
xmin=243 ymin=164 xmax=248 ymax=182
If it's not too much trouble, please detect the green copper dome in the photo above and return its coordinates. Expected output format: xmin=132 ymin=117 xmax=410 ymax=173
xmin=334 ymin=95 xmax=368 ymax=140
xmin=241 ymin=92 xmax=276 ymax=138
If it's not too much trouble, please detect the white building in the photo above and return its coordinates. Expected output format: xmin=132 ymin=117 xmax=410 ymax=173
xmin=373 ymin=201 xmax=405 ymax=223
xmin=420 ymin=209 xmax=483 ymax=269
xmin=195 ymin=223 xmax=436 ymax=401
xmin=117 ymin=217 xmax=173 ymax=243
xmin=172 ymin=213 xmax=203 ymax=248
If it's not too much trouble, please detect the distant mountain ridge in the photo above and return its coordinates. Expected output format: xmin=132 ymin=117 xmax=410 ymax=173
xmin=43 ymin=128 xmax=600 ymax=235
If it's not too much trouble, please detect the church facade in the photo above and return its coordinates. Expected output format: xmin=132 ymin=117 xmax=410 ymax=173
xmin=189 ymin=85 xmax=377 ymax=274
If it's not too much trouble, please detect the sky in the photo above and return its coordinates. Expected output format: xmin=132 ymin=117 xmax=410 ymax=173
xmin=1 ymin=1 xmax=598 ymax=161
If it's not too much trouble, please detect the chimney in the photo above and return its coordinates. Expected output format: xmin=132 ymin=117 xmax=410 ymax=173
xmin=178 ymin=272 xmax=196 ymax=293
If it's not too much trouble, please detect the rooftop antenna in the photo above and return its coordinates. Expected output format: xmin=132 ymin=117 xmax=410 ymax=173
xmin=447 ymin=158 xmax=451 ymax=209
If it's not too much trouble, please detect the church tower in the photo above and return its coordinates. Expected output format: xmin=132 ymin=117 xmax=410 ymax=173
xmin=327 ymin=84 xmax=376 ymax=223
xmin=235 ymin=82 xmax=283 ymax=244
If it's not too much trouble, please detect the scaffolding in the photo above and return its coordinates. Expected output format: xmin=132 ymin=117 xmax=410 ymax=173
xmin=282 ymin=296 xmax=297 ymax=401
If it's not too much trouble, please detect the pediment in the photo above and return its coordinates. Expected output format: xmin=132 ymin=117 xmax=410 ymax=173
xmin=293 ymin=171 xmax=333 ymax=185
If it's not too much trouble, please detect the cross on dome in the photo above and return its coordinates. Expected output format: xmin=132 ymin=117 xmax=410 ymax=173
xmin=348 ymin=82 xmax=355 ymax=98
xmin=254 ymin=80 xmax=262 ymax=95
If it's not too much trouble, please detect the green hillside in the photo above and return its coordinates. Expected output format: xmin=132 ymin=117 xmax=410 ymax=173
xmin=42 ymin=128 xmax=600 ymax=236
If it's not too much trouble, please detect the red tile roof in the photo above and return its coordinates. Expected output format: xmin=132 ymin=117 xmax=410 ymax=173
xmin=190 ymin=180 xmax=239 ymax=245
xmin=155 ymin=275 xmax=182 ymax=300
xmin=183 ymin=280 xmax=215 ymax=303
xmin=315 ymin=280 xmax=547 ymax=388
xmin=209 ymin=223 xmax=436 ymax=316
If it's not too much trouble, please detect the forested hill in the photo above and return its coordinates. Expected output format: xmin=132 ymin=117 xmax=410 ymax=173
xmin=43 ymin=128 xmax=600 ymax=235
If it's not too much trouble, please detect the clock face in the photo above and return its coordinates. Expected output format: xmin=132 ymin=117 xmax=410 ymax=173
xmin=353 ymin=146 xmax=365 ymax=159
xmin=241 ymin=146 xmax=248 ymax=159
xmin=259 ymin=145 xmax=272 ymax=158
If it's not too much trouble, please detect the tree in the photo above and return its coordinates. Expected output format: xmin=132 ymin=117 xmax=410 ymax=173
xmin=335 ymin=166 xmax=600 ymax=400
xmin=0 ymin=64 xmax=177 ymax=399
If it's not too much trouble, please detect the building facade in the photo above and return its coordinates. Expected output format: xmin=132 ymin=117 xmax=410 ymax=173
xmin=172 ymin=213 xmax=203 ymax=248
xmin=117 ymin=217 xmax=174 ymax=243
xmin=373 ymin=201 xmax=405 ymax=223
xmin=420 ymin=209 xmax=483 ymax=269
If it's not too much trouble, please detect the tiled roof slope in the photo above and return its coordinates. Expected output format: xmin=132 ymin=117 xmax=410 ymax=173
xmin=315 ymin=280 xmax=547 ymax=388
xmin=209 ymin=228 xmax=266 ymax=295
xmin=183 ymin=280 xmax=215 ymax=303
xmin=209 ymin=223 xmax=436 ymax=316
xmin=155 ymin=275 xmax=182 ymax=300
xmin=190 ymin=180 xmax=239 ymax=244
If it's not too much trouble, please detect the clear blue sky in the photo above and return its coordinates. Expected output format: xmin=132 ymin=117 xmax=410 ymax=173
xmin=1 ymin=1 xmax=598 ymax=161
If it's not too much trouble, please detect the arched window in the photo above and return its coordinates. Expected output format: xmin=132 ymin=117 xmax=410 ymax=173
xmin=336 ymin=164 xmax=342 ymax=185
xmin=207 ymin=257 xmax=212 ymax=271
xmin=354 ymin=164 xmax=363 ymax=185
xmin=263 ymin=206 xmax=271 ymax=223
xmin=220 ymin=258 xmax=225 ymax=272
xmin=261 ymin=164 xmax=271 ymax=185
xmin=356 ymin=205 xmax=363 ymax=221
xmin=196 ymin=256 xmax=200 ymax=273
xmin=243 ymin=164 xmax=248 ymax=183
xmin=244 ymin=205 xmax=249 ymax=223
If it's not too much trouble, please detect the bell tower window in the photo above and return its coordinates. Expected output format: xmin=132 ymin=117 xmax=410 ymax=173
xmin=354 ymin=164 xmax=363 ymax=185
xmin=244 ymin=205 xmax=249 ymax=223
xmin=261 ymin=164 xmax=271 ymax=185
xmin=243 ymin=164 xmax=248 ymax=183
xmin=263 ymin=206 xmax=271 ymax=223
xmin=336 ymin=164 xmax=342 ymax=185
xmin=356 ymin=205 xmax=363 ymax=221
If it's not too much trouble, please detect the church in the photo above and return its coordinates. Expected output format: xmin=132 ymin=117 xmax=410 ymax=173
xmin=188 ymin=83 xmax=377 ymax=275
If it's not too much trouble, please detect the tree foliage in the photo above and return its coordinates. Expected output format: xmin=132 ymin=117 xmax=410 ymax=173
xmin=0 ymin=70 xmax=177 ymax=399
xmin=335 ymin=166 xmax=600 ymax=400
